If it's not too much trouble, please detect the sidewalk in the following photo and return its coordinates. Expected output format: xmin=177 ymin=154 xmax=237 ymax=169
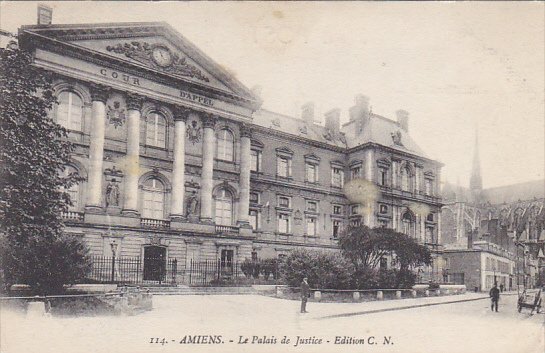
xmin=297 ymin=292 xmax=491 ymax=320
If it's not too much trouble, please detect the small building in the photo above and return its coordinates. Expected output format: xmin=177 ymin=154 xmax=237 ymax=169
xmin=443 ymin=241 xmax=515 ymax=292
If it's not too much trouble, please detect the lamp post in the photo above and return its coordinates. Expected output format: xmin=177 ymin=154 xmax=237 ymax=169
xmin=110 ymin=240 xmax=118 ymax=283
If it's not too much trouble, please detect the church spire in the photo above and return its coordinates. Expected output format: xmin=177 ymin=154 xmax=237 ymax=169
xmin=469 ymin=130 xmax=482 ymax=192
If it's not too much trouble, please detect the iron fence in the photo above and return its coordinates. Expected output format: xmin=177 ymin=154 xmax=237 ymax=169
xmin=87 ymin=256 xmax=178 ymax=285
xmin=188 ymin=259 xmax=241 ymax=286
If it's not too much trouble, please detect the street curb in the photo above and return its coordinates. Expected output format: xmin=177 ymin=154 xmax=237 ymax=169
xmin=317 ymin=295 xmax=490 ymax=320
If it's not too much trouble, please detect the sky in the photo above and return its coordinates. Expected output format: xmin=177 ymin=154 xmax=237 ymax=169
xmin=1 ymin=1 xmax=543 ymax=189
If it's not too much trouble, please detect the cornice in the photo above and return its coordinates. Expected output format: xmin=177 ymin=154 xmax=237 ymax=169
xmin=20 ymin=30 xmax=259 ymax=110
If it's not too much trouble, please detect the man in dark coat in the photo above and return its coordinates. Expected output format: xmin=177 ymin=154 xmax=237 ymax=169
xmin=300 ymin=277 xmax=310 ymax=313
xmin=489 ymin=283 xmax=500 ymax=312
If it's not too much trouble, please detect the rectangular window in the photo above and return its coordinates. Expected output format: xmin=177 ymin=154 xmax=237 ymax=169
xmin=277 ymin=156 xmax=291 ymax=177
xmin=278 ymin=196 xmax=291 ymax=208
xmin=251 ymin=150 xmax=262 ymax=172
xmin=306 ymin=163 xmax=318 ymax=183
xmin=379 ymin=204 xmax=388 ymax=214
xmin=333 ymin=205 xmax=342 ymax=215
xmin=332 ymin=220 xmax=341 ymax=238
xmin=331 ymin=167 xmax=344 ymax=187
xmin=249 ymin=192 xmax=260 ymax=204
xmin=306 ymin=217 xmax=317 ymax=236
xmin=425 ymin=179 xmax=433 ymax=196
xmin=220 ymin=249 xmax=234 ymax=268
xmin=351 ymin=166 xmax=361 ymax=179
xmin=278 ymin=214 xmax=290 ymax=233
xmin=351 ymin=204 xmax=360 ymax=215
xmin=379 ymin=168 xmax=388 ymax=186
xmin=249 ymin=209 xmax=260 ymax=230
xmin=306 ymin=200 xmax=318 ymax=212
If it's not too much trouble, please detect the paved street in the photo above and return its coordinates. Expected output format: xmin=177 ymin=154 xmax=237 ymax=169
xmin=1 ymin=293 xmax=543 ymax=353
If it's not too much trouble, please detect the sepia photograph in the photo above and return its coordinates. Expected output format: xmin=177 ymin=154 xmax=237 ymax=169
xmin=0 ymin=2 xmax=543 ymax=353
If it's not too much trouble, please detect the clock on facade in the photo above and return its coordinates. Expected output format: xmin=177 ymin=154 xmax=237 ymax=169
xmin=151 ymin=46 xmax=173 ymax=68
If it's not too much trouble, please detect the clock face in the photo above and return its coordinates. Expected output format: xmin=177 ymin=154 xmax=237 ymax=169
xmin=152 ymin=47 xmax=172 ymax=67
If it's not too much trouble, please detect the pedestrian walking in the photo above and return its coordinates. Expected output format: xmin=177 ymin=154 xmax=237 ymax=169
xmin=489 ymin=283 xmax=500 ymax=312
xmin=300 ymin=277 xmax=310 ymax=313
xmin=499 ymin=283 xmax=504 ymax=292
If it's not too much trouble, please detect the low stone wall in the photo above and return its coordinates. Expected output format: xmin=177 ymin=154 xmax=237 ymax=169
xmin=272 ymin=285 xmax=466 ymax=303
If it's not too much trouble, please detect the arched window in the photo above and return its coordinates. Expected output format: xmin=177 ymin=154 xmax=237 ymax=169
xmin=146 ymin=112 xmax=167 ymax=148
xmin=217 ymin=129 xmax=234 ymax=161
xmin=56 ymin=91 xmax=83 ymax=131
xmin=401 ymin=166 xmax=412 ymax=192
xmin=214 ymin=188 xmax=233 ymax=225
xmin=402 ymin=211 xmax=415 ymax=237
xmin=142 ymin=178 xmax=165 ymax=219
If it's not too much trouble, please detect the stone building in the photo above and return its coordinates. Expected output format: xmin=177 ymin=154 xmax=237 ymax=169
xmin=18 ymin=21 xmax=443 ymax=284
xmin=441 ymin=133 xmax=545 ymax=290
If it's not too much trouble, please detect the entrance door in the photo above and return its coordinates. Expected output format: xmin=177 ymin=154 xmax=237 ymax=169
xmin=220 ymin=249 xmax=234 ymax=277
xmin=143 ymin=246 xmax=166 ymax=282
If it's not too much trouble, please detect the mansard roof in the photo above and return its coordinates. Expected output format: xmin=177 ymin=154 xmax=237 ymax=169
xmin=18 ymin=22 xmax=261 ymax=110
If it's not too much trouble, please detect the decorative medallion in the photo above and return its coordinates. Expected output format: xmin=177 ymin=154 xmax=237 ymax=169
xmin=186 ymin=120 xmax=202 ymax=144
xmin=391 ymin=130 xmax=403 ymax=146
xmin=106 ymin=42 xmax=210 ymax=82
xmin=106 ymin=101 xmax=126 ymax=128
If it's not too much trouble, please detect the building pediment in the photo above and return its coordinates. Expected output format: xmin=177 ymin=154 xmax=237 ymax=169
xmin=19 ymin=22 xmax=260 ymax=110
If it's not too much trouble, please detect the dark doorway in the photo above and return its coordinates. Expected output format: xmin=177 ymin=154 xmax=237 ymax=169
xmin=143 ymin=246 xmax=166 ymax=282
xmin=220 ymin=249 xmax=234 ymax=277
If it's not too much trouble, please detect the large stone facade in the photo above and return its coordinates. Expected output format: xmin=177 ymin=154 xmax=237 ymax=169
xmin=18 ymin=22 xmax=443 ymax=284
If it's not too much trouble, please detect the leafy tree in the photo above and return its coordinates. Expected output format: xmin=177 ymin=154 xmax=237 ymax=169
xmin=0 ymin=46 xmax=91 ymax=294
xmin=339 ymin=225 xmax=432 ymax=272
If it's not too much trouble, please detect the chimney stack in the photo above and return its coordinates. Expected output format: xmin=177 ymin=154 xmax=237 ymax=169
xmin=37 ymin=4 xmax=53 ymax=25
xmin=324 ymin=108 xmax=341 ymax=135
xmin=396 ymin=110 xmax=409 ymax=132
xmin=349 ymin=94 xmax=370 ymax=122
xmin=301 ymin=102 xmax=315 ymax=124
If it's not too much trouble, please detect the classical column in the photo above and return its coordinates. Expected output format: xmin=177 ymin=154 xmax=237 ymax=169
xmin=85 ymin=83 xmax=110 ymax=211
xmin=237 ymin=124 xmax=252 ymax=228
xmin=122 ymin=92 xmax=143 ymax=216
xmin=170 ymin=106 xmax=190 ymax=219
xmin=365 ymin=149 xmax=375 ymax=227
xmin=200 ymin=113 xmax=216 ymax=223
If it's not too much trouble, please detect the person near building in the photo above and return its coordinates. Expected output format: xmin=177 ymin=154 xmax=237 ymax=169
xmin=300 ymin=277 xmax=310 ymax=313
xmin=489 ymin=283 xmax=500 ymax=312
xmin=500 ymin=283 xmax=504 ymax=292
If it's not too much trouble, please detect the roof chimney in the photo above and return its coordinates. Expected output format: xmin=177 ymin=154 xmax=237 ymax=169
xmin=324 ymin=108 xmax=340 ymax=135
xmin=37 ymin=4 xmax=53 ymax=25
xmin=396 ymin=110 xmax=409 ymax=132
xmin=301 ymin=102 xmax=315 ymax=124
xmin=349 ymin=95 xmax=370 ymax=122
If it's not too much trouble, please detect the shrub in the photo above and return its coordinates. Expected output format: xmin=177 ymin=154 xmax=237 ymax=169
xmin=281 ymin=249 xmax=354 ymax=289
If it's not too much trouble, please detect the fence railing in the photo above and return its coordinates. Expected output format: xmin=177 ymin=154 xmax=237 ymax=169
xmin=215 ymin=225 xmax=239 ymax=234
xmin=61 ymin=211 xmax=84 ymax=221
xmin=141 ymin=218 xmax=171 ymax=229
xmin=87 ymin=256 xmax=178 ymax=285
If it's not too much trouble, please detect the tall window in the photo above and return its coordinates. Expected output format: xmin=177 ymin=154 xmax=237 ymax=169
xmin=146 ymin=112 xmax=167 ymax=148
xmin=249 ymin=209 xmax=260 ymax=230
xmin=425 ymin=178 xmax=433 ymax=196
xmin=277 ymin=156 xmax=292 ymax=177
xmin=332 ymin=220 xmax=341 ymax=238
xmin=217 ymin=129 xmax=234 ymax=161
xmin=278 ymin=214 xmax=291 ymax=234
xmin=351 ymin=165 xmax=361 ymax=179
xmin=142 ymin=178 xmax=165 ymax=219
xmin=250 ymin=149 xmax=262 ymax=172
xmin=331 ymin=167 xmax=344 ymax=187
xmin=214 ymin=188 xmax=233 ymax=225
xmin=62 ymin=165 xmax=80 ymax=210
xmin=402 ymin=211 xmax=415 ymax=237
xmin=379 ymin=168 xmax=388 ymax=186
xmin=56 ymin=91 xmax=83 ymax=131
xmin=306 ymin=217 xmax=317 ymax=236
xmin=306 ymin=163 xmax=318 ymax=183
xmin=401 ymin=166 xmax=411 ymax=191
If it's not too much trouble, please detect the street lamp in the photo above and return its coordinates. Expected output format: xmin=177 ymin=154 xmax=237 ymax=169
xmin=110 ymin=240 xmax=118 ymax=283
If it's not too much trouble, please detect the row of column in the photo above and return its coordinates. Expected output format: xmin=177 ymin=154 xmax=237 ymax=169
xmin=85 ymin=85 xmax=252 ymax=226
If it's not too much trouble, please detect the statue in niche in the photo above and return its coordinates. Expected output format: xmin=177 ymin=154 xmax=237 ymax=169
xmin=186 ymin=190 xmax=200 ymax=217
xmin=106 ymin=179 xmax=120 ymax=207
